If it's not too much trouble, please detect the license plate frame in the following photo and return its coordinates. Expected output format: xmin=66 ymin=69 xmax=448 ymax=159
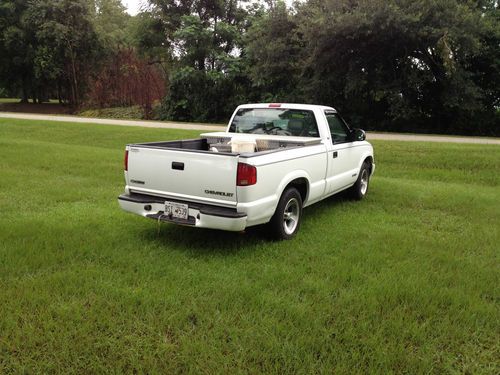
xmin=164 ymin=201 xmax=188 ymax=220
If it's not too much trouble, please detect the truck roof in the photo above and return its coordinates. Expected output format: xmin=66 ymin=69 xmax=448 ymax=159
xmin=237 ymin=103 xmax=337 ymax=112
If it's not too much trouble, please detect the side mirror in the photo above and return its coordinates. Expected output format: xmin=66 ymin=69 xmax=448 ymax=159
xmin=352 ymin=128 xmax=366 ymax=142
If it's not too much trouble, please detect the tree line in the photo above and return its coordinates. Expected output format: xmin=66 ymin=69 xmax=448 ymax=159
xmin=1 ymin=0 xmax=498 ymax=135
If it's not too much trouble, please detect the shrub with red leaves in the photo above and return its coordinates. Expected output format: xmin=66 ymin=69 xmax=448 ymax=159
xmin=88 ymin=49 xmax=166 ymax=119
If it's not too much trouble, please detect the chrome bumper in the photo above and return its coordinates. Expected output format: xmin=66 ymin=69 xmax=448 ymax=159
xmin=118 ymin=193 xmax=247 ymax=232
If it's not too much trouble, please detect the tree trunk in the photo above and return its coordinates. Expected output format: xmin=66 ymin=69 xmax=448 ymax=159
xmin=198 ymin=55 xmax=205 ymax=71
xmin=57 ymin=80 xmax=62 ymax=104
xmin=31 ymin=84 xmax=36 ymax=103
xmin=67 ymin=41 xmax=79 ymax=106
xmin=21 ymin=75 xmax=29 ymax=103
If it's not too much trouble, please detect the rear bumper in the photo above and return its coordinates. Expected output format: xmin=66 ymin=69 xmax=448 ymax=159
xmin=118 ymin=193 xmax=247 ymax=232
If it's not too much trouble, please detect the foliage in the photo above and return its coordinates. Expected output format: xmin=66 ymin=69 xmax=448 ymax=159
xmin=28 ymin=0 xmax=101 ymax=106
xmin=1 ymin=118 xmax=499 ymax=372
xmin=0 ymin=0 xmax=498 ymax=134
xmin=292 ymin=0 xmax=500 ymax=135
xmin=0 ymin=0 xmax=36 ymax=103
xmin=128 ymin=11 xmax=169 ymax=61
xmin=151 ymin=0 xmax=253 ymax=122
xmin=78 ymin=105 xmax=146 ymax=120
xmin=0 ymin=0 xmax=101 ymax=105
xmin=146 ymin=0 xmax=499 ymax=134
xmin=244 ymin=1 xmax=302 ymax=102
xmin=87 ymin=49 xmax=166 ymax=119
xmin=91 ymin=0 xmax=132 ymax=48
xmin=160 ymin=65 xmax=249 ymax=122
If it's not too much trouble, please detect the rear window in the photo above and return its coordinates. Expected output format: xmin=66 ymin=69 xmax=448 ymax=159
xmin=228 ymin=108 xmax=320 ymax=137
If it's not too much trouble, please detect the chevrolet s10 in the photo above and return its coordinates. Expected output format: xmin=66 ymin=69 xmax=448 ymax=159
xmin=118 ymin=103 xmax=375 ymax=239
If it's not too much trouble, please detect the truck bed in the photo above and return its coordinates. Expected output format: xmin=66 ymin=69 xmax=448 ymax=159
xmin=131 ymin=133 xmax=322 ymax=156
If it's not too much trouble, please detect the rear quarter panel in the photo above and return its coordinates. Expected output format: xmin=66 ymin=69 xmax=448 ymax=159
xmin=237 ymin=144 xmax=328 ymax=226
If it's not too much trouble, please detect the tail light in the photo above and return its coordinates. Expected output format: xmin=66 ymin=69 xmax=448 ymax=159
xmin=124 ymin=150 xmax=129 ymax=171
xmin=237 ymin=163 xmax=257 ymax=186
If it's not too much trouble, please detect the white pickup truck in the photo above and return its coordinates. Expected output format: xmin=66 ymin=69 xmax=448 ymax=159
xmin=118 ymin=103 xmax=375 ymax=239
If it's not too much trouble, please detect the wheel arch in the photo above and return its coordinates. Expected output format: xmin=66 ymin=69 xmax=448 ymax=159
xmin=284 ymin=177 xmax=309 ymax=204
xmin=277 ymin=171 xmax=311 ymax=206
xmin=357 ymin=150 xmax=374 ymax=174
xmin=268 ymin=176 xmax=308 ymax=240
xmin=363 ymin=155 xmax=374 ymax=174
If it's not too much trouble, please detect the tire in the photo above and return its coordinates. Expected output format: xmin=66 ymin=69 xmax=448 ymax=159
xmin=267 ymin=187 xmax=303 ymax=240
xmin=349 ymin=161 xmax=371 ymax=200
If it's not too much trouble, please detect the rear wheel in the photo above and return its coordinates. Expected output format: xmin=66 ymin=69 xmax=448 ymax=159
xmin=349 ymin=161 xmax=371 ymax=200
xmin=268 ymin=187 xmax=303 ymax=240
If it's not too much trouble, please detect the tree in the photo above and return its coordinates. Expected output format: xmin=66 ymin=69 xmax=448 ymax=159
xmin=149 ymin=0 xmax=252 ymax=121
xmin=0 ymin=0 xmax=36 ymax=102
xmin=0 ymin=0 xmax=102 ymax=106
xmin=295 ymin=0 xmax=499 ymax=134
xmin=92 ymin=0 xmax=132 ymax=48
xmin=88 ymin=48 xmax=166 ymax=118
xmin=244 ymin=1 xmax=301 ymax=102
xmin=25 ymin=0 xmax=101 ymax=105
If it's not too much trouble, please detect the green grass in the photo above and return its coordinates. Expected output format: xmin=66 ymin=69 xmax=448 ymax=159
xmin=0 ymin=98 xmax=22 ymax=104
xmin=0 ymin=98 xmax=60 ymax=104
xmin=0 ymin=118 xmax=499 ymax=373
xmin=77 ymin=106 xmax=225 ymax=126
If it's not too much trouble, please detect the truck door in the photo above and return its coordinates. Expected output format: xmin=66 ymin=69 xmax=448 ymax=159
xmin=324 ymin=111 xmax=360 ymax=194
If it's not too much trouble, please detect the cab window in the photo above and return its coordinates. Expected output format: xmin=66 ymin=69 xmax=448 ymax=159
xmin=325 ymin=111 xmax=350 ymax=143
xmin=229 ymin=108 xmax=320 ymax=137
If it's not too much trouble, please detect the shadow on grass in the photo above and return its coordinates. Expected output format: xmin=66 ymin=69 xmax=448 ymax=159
xmin=305 ymin=191 xmax=352 ymax=217
xmin=140 ymin=220 xmax=269 ymax=257
xmin=138 ymin=192 xmax=350 ymax=257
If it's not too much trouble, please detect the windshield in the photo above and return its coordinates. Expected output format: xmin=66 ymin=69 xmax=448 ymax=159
xmin=228 ymin=108 xmax=320 ymax=137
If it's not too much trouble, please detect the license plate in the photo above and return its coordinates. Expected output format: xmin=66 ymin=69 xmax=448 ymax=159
xmin=165 ymin=201 xmax=188 ymax=220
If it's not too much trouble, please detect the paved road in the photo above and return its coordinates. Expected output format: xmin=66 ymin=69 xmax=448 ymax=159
xmin=0 ymin=112 xmax=224 ymax=131
xmin=1 ymin=111 xmax=499 ymax=145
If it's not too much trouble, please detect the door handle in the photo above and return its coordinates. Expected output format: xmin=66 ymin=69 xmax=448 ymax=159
xmin=333 ymin=151 xmax=338 ymax=158
xmin=172 ymin=162 xmax=184 ymax=170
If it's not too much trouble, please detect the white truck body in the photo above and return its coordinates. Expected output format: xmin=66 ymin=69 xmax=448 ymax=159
xmin=118 ymin=103 xmax=375 ymax=237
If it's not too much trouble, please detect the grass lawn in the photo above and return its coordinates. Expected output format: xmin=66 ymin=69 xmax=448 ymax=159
xmin=0 ymin=98 xmax=21 ymax=104
xmin=0 ymin=98 xmax=60 ymax=104
xmin=0 ymin=118 xmax=498 ymax=373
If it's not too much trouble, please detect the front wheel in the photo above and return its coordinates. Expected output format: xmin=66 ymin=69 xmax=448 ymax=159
xmin=268 ymin=187 xmax=303 ymax=240
xmin=348 ymin=161 xmax=371 ymax=200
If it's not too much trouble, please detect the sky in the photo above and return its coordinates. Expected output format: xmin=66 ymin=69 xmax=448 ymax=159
xmin=122 ymin=0 xmax=143 ymax=15
xmin=122 ymin=0 xmax=297 ymax=15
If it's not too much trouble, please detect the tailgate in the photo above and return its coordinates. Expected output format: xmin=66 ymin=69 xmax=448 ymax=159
xmin=126 ymin=146 xmax=238 ymax=206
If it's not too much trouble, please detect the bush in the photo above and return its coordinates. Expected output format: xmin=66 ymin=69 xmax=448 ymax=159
xmin=78 ymin=106 xmax=144 ymax=120
xmin=87 ymin=49 xmax=166 ymax=119
xmin=159 ymin=67 xmax=249 ymax=123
